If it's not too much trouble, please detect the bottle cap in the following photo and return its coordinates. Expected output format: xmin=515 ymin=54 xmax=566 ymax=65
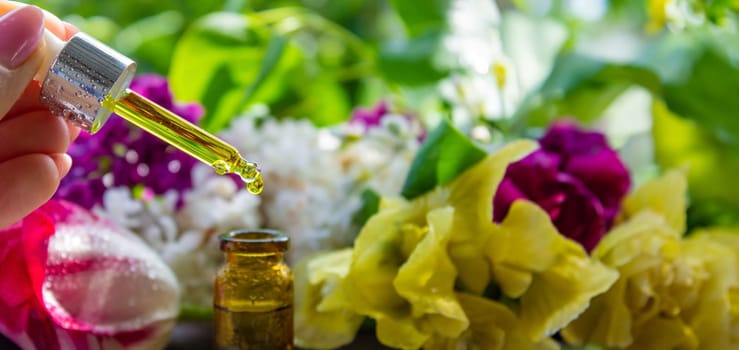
xmin=40 ymin=32 xmax=136 ymax=133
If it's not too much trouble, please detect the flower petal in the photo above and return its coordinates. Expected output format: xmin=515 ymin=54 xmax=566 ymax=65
xmin=375 ymin=315 xmax=430 ymax=349
xmin=0 ymin=200 xmax=179 ymax=350
xmin=424 ymin=293 xmax=559 ymax=350
xmin=294 ymin=249 xmax=364 ymax=349
xmin=38 ymin=201 xmax=180 ymax=335
xmin=566 ymin=208 xmax=738 ymax=349
xmin=565 ymin=148 xmax=630 ymax=215
xmin=494 ymin=201 xmax=618 ymax=340
xmin=342 ymin=198 xmax=414 ymax=319
xmin=619 ymin=169 xmax=687 ymax=234
xmin=539 ymin=119 xmax=610 ymax=156
xmin=628 ymin=317 xmax=698 ymax=349
xmin=519 ymin=245 xmax=618 ymax=340
xmin=448 ymin=140 xmax=538 ymax=293
xmin=394 ymin=207 xmax=468 ymax=338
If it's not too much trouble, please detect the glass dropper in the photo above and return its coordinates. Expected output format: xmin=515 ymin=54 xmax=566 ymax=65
xmin=37 ymin=31 xmax=263 ymax=194
xmin=103 ymin=90 xmax=263 ymax=194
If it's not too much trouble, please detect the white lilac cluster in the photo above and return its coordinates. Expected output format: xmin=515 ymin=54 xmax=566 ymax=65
xmin=93 ymin=107 xmax=421 ymax=307
xmin=96 ymin=167 xmax=262 ymax=306
xmin=221 ymin=108 xmax=421 ymax=262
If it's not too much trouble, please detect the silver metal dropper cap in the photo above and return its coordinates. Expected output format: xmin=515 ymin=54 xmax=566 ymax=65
xmin=40 ymin=32 xmax=137 ymax=133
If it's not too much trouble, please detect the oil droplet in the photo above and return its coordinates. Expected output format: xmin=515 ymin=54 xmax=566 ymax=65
xmin=246 ymin=174 xmax=264 ymax=195
xmin=232 ymin=161 xmax=263 ymax=194
xmin=212 ymin=160 xmax=229 ymax=175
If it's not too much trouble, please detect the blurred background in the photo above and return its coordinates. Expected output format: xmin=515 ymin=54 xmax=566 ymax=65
xmin=24 ymin=0 xmax=739 ymax=240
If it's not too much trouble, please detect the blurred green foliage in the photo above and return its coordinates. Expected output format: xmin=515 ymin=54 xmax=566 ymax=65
xmin=24 ymin=0 xmax=739 ymax=229
xmin=509 ymin=3 xmax=739 ymax=229
xmin=26 ymin=0 xmax=459 ymax=129
xmin=27 ymin=0 xmax=222 ymax=73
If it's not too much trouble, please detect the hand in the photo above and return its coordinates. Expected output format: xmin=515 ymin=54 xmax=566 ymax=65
xmin=0 ymin=2 xmax=79 ymax=229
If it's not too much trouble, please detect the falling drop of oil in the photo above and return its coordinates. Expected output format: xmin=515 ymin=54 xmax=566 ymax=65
xmin=246 ymin=173 xmax=264 ymax=195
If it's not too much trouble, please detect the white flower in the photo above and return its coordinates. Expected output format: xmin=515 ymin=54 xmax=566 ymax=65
xmin=439 ymin=0 xmax=567 ymax=124
xmin=223 ymin=117 xmax=357 ymax=262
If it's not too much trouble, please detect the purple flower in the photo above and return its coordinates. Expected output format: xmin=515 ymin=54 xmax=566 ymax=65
xmin=349 ymin=100 xmax=426 ymax=141
xmin=493 ymin=120 xmax=631 ymax=252
xmin=56 ymin=74 xmax=205 ymax=208
xmin=349 ymin=100 xmax=390 ymax=131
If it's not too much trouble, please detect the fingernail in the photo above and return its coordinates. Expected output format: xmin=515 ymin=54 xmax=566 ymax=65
xmin=50 ymin=153 xmax=72 ymax=178
xmin=0 ymin=6 xmax=45 ymax=69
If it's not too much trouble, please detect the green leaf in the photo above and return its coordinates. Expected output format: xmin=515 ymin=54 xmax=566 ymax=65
xmin=652 ymin=100 xmax=739 ymax=230
xmin=514 ymin=53 xmax=660 ymax=130
xmin=662 ymin=48 xmax=739 ymax=144
xmin=169 ymin=11 xmax=357 ymax=130
xmin=352 ymin=189 xmax=382 ymax=228
xmin=226 ymin=34 xmax=287 ymax=127
xmin=169 ymin=12 xmax=298 ymax=131
xmin=389 ymin=0 xmax=450 ymax=36
xmin=378 ymin=31 xmax=449 ymax=86
xmin=401 ymin=119 xmax=487 ymax=198
xmin=282 ymin=77 xmax=351 ymax=126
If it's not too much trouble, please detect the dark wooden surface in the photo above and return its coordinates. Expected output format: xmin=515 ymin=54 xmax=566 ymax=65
xmin=167 ymin=321 xmax=389 ymax=350
xmin=0 ymin=321 xmax=388 ymax=349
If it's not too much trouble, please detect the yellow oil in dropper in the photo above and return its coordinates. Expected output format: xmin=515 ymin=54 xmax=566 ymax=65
xmin=102 ymin=89 xmax=264 ymax=194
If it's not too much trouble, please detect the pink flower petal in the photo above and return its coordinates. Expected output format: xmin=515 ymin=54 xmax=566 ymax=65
xmin=0 ymin=200 xmax=180 ymax=349
xmin=565 ymin=150 xmax=630 ymax=215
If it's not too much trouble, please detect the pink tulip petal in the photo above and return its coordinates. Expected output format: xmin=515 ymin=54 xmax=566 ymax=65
xmin=0 ymin=200 xmax=180 ymax=349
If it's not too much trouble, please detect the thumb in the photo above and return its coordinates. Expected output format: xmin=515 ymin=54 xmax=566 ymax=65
xmin=0 ymin=6 xmax=45 ymax=120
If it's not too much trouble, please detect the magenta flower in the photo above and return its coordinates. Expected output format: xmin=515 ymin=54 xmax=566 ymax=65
xmin=0 ymin=200 xmax=180 ymax=349
xmin=349 ymin=100 xmax=391 ymax=131
xmin=56 ymin=74 xmax=205 ymax=208
xmin=349 ymin=100 xmax=426 ymax=141
xmin=493 ymin=120 xmax=631 ymax=252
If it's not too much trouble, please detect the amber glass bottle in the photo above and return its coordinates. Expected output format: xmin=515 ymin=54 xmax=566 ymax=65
xmin=214 ymin=229 xmax=293 ymax=349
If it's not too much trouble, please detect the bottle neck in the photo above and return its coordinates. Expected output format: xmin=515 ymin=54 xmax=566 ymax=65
xmin=225 ymin=251 xmax=286 ymax=266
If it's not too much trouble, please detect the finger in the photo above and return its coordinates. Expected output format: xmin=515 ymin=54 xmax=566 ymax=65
xmin=0 ymin=110 xmax=72 ymax=162
xmin=68 ymin=120 xmax=81 ymax=142
xmin=0 ymin=1 xmax=76 ymax=39
xmin=4 ymin=80 xmax=43 ymax=118
xmin=0 ymin=6 xmax=45 ymax=119
xmin=63 ymin=22 xmax=78 ymax=39
xmin=4 ymin=80 xmax=82 ymax=143
xmin=0 ymin=153 xmax=70 ymax=229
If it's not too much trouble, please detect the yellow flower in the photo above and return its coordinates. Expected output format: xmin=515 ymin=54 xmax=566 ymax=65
xmin=446 ymin=141 xmax=542 ymax=294
xmin=690 ymin=229 xmax=739 ymax=347
xmin=294 ymin=249 xmax=365 ymax=349
xmin=562 ymin=170 xmax=739 ymax=349
xmin=647 ymin=0 xmax=671 ymax=32
xmin=424 ymin=293 xmax=559 ymax=350
xmin=619 ymin=168 xmax=687 ymax=233
xmin=295 ymin=140 xmax=619 ymax=349
xmin=339 ymin=140 xmax=537 ymax=349
xmin=490 ymin=200 xmax=618 ymax=340
xmin=446 ymin=140 xmax=617 ymax=341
